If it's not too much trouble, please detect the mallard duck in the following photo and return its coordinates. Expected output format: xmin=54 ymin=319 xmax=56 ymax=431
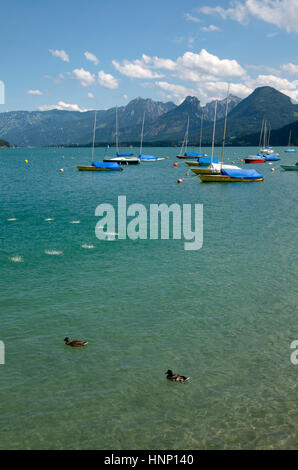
xmin=165 ymin=369 xmax=189 ymax=383
xmin=64 ymin=337 xmax=88 ymax=347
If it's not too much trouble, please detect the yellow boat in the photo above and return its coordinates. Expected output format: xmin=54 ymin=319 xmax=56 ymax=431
xmin=199 ymin=172 xmax=263 ymax=183
xmin=77 ymin=165 xmax=123 ymax=171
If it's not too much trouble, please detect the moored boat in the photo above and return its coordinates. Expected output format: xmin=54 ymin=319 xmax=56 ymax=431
xmin=104 ymin=105 xmax=140 ymax=165
xmin=77 ymin=110 xmax=124 ymax=171
xmin=245 ymin=155 xmax=266 ymax=163
xmin=77 ymin=162 xmax=123 ymax=171
xmin=284 ymin=130 xmax=296 ymax=152
xmin=185 ymin=156 xmax=220 ymax=167
xmin=200 ymin=168 xmax=264 ymax=182
xmin=280 ymin=162 xmax=298 ymax=171
xmin=104 ymin=154 xmax=140 ymax=164
xmin=191 ymin=163 xmax=240 ymax=175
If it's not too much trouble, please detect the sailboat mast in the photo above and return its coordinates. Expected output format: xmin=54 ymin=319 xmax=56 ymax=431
xmin=263 ymin=120 xmax=267 ymax=149
xmin=179 ymin=116 xmax=189 ymax=155
xmin=288 ymin=130 xmax=291 ymax=147
xmin=211 ymin=100 xmax=218 ymax=164
xmin=139 ymin=111 xmax=145 ymax=155
xmin=185 ymin=116 xmax=189 ymax=150
xmin=220 ymin=84 xmax=230 ymax=166
xmin=115 ymin=106 xmax=119 ymax=153
xmin=91 ymin=109 xmax=97 ymax=162
xmin=259 ymin=118 xmax=264 ymax=150
xmin=199 ymin=110 xmax=204 ymax=154
xmin=267 ymin=123 xmax=271 ymax=147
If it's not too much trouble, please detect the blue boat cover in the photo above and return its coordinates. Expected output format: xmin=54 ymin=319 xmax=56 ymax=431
xmin=265 ymin=154 xmax=280 ymax=161
xmin=221 ymin=168 xmax=263 ymax=179
xmin=285 ymin=149 xmax=296 ymax=152
xmin=139 ymin=154 xmax=158 ymax=160
xmin=185 ymin=152 xmax=200 ymax=157
xmin=116 ymin=152 xmax=134 ymax=157
xmin=185 ymin=152 xmax=208 ymax=157
xmin=198 ymin=157 xmax=219 ymax=165
xmin=92 ymin=162 xmax=122 ymax=169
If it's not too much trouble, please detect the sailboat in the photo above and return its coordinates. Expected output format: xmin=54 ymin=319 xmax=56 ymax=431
xmin=104 ymin=106 xmax=140 ymax=165
xmin=191 ymin=92 xmax=240 ymax=176
xmin=280 ymin=162 xmax=298 ymax=170
xmin=198 ymin=89 xmax=263 ymax=183
xmin=138 ymin=111 xmax=165 ymax=161
xmin=77 ymin=110 xmax=123 ymax=171
xmin=245 ymin=118 xmax=279 ymax=163
xmin=185 ymin=110 xmax=210 ymax=167
xmin=176 ymin=117 xmax=191 ymax=159
xmin=285 ymin=130 xmax=296 ymax=152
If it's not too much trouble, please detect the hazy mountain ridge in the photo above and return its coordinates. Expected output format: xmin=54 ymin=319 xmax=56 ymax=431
xmin=1 ymin=87 xmax=298 ymax=147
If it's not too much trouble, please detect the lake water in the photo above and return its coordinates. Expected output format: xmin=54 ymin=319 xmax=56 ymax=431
xmin=0 ymin=146 xmax=297 ymax=449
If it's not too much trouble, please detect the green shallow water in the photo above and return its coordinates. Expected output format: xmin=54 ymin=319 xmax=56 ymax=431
xmin=0 ymin=146 xmax=297 ymax=449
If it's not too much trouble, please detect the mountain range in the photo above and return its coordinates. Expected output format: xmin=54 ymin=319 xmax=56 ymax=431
xmin=1 ymin=87 xmax=298 ymax=147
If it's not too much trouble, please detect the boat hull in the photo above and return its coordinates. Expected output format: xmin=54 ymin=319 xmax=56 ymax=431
xmin=103 ymin=158 xmax=140 ymax=165
xmin=245 ymin=159 xmax=266 ymax=164
xmin=199 ymin=174 xmax=263 ymax=183
xmin=77 ymin=165 xmax=123 ymax=171
xmin=280 ymin=165 xmax=298 ymax=171
xmin=176 ymin=155 xmax=198 ymax=159
xmin=185 ymin=161 xmax=212 ymax=167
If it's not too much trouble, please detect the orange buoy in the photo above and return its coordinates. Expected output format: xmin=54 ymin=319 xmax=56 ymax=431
xmin=166 ymin=157 xmax=169 ymax=159
xmin=173 ymin=162 xmax=178 ymax=167
xmin=177 ymin=178 xmax=183 ymax=184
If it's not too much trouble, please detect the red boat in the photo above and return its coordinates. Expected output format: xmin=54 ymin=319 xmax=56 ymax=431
xmin=245 ymin=156 xmax=266 ymax=164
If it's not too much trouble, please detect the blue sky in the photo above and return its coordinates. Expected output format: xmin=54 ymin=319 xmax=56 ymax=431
xmin=1 ymin=0 xmax=298 ymax=112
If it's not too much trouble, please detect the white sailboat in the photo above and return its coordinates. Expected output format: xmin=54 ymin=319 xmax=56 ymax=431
xmin=104 ymin=106 xmax=140 ymax=164
xmin=138 ymin=111 xmax=165 ymax=161
xmin=191 ymin=88 xmax=241 ymax=176
xmin=285 ymin=130 xmax=296 ymax=152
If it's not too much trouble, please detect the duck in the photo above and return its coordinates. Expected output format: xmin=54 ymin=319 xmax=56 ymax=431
xmin=165 ymin=369 xmax=189 ymax=383
xmin=64 ymin=337 xmax=88 ymax=347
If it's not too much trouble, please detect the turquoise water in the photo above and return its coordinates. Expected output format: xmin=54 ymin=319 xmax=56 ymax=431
xmin=0 ymin=146 xmax=297 ymax=450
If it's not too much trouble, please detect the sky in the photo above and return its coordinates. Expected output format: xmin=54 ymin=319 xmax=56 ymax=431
xmin=1 ymin=0 xmax=298 ymax=112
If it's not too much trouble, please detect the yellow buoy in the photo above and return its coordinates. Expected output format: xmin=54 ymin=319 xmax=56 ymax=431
xmin=59 ymin=168 xmax=64 ymax=172
xmin=270 ymin=168 xmax=275 ymax=172
xmin=24 ymin=159 xmax=28 ymax=164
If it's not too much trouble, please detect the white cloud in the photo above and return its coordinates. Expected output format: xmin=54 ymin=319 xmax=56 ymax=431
xmin=184 ymin=13 xmax=200 ymax=23
xmin=49 ymin=49 xmax=70 ymax=62
xmin=84 ymin=51 xmax=99 ymax=66
xmin=201 ymin=24 xmax=221 ymax=31
xmin=72 ymin=68 xmax=95 ymax=87
xmin=123 ymin=94 xmax=129 ymax=100
xmin=98 ymin=70 xmax=119 ymax=89
xmin=38 ymin=101 xmax=88 ymax=112
xmin=44 ymin=73 xmax=64 ymax=84
xmin=281 ymin=62 xmax=298 ymax=74
xmin=200 ymin=0 xmax=298 ymax=33
xmin=112 ymin=58 xmax=164 ymax=79
xmin=88 ymin=92 xmax=95 ymax=99
xmin=176 ymin=49 xmax=246 ymax=77
xmin=27 ymin=89 xmax=43 ymax=95
xmin=252 ymin=74 xmax=296 ymax=90
xmin=155 ymin=81 xmax=197 ymax=100
xmin=142 ymin=54 xmax=177 ymax=71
